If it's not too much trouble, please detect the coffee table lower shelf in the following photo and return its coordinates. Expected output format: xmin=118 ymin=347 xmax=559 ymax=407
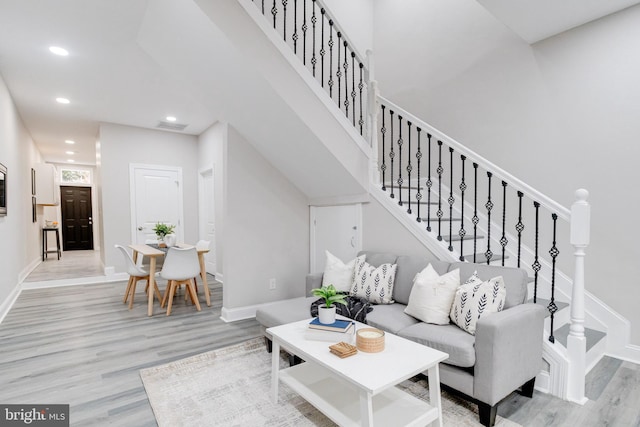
xmin=280 ymin=362 xmax=439 ymax=427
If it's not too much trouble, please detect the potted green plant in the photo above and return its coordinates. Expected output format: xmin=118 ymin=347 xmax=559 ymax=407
xmin=311 ymin=284 xmax=348 ymax=324
xmin=152 ymin=222 xmax=175 ymax=247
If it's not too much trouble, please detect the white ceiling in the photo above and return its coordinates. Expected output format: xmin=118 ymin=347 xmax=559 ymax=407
xmin=1 ymin=0 xmax=638 ymax=166
xmin=477 ymin=0 xmax=640 ymax=44
xmin=0 ymin=0 xmax=219 ymax=165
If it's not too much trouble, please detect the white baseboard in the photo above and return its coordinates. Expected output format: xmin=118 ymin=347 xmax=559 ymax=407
xmin=215 ymin=272 xmax=224 ymax=283
xmin=607 ymin=344 xmax=640 ymax=365
xmin=0 ymin=283 xmax=23 ymax=324
xmin=220 ymin=304 xmax=260 ymax=322
xmin=535 ymin=371 xmax=550 ymax=394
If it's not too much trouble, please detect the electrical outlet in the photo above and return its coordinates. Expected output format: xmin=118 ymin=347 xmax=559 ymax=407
xmin=269 ymin=278 xmax=276 ymax=290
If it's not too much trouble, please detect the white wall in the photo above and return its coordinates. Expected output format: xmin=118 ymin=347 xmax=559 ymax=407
xmin=223 ymin=126 xmax=309 ymax=309
xmin=362 ymin=197 xmax=438 ymax=260
xmin=374 ymin=1 xmax=640 ymax=343
xmin=98 ymin=123 xmax=199 ymax=274
xmin=0 ymin=73 xmax=44 ymax=313
xmin=198 ymin=121 xmax=226 ymax=276
xmin=322 ymin=0 xmax=374 ymax=59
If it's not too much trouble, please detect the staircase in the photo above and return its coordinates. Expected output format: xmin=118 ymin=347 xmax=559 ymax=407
xmin=189 ymin=0 xmax=632 ymax=405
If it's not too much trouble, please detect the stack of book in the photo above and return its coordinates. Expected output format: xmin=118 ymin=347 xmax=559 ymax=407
xmin=305 ymin=318 xmax=355 ymax=342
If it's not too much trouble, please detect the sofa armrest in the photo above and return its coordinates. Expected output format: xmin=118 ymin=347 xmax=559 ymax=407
xmin=306 ymin=272 xmax=323 ymax=296
xmin=473 ymin=303 xmax=546 ymax=406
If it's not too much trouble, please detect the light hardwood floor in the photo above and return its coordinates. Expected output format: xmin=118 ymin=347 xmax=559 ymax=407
xmin=3 ymin=251 xmax=640 ymax=426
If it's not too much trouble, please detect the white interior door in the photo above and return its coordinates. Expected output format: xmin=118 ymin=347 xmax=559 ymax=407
xmin=310 ymin=204 xmax=362 ymax=273
xmin=130 ymin=164 xmax=184 ymax=244
xmin=199 ymin=167 xmax=216 ymax=275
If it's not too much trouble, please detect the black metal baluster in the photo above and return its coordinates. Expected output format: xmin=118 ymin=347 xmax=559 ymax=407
xmin=262 ymin=0 xmax=265 ymax=14
xmin=500 ymin=181 xmax=508 ymax=266
xmin=448 ymin=147 xmax=454 ymax=251
xmin=472 ymin=163 xmax=479 ymax=262
xmin=336 ymin=32 xmax=342 ymax=107
xmin=406 ymin=121 xmax=413 ymax=215
xmin=416 ymin=128 xmax=422 ymax=222
xmin=397 ymin=115 xmax=404 ymax=206
xmin=358 ymin=63 xmax=364 ymax=135
xmin=351 ymin=52 xmax=356 ymax=126
xmin=328 ymin=20 xmax=334 ymax=96
xmin=301 ymin=0 xmax=306 ymax=64
xmin=292 ymin=0 xmax=297 ymax=53
xmin=426 ymin=134 xmax=433 ymax=232
xmin=380 ymin=105 xmax=387 ymax=191
xmin=389 ymin=110 xmax=395 ymax=199
xmin=459 ymin=156 xmax=467 ymax=261
xmin=532 ymin=201 xmax=541 ymax=303
xmin=343 ymin=41 xmax=349 ymax=117
xmin=436 ymin=141 xmax=444 ymax=241
xmin=485 ymin=172 xmax=493 ymax=264
xmin=282 ymin=0 xmax=287 ymax=41
xmin=515 ymin=191 xmax=524 ymax=267
xmin=311 ymin=4 xmax=317 ymax=76
xmin=548 ymin=213 xmax=560 ymax=343
xmin=271 ymin=0 xmax=277 ymax=29
xmin=319 ymin=9 xmax=324 ymax=85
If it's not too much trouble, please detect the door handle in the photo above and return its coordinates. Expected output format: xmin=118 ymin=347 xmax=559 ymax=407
xmin=138 ymin=226 xmax=144 ymax=231
xmin=350 ymin=236 xmax=356 ymax=248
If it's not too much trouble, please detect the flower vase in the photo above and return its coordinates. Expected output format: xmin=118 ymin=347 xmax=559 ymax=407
xmin=318 ymin=305 xmax=337 ymax=324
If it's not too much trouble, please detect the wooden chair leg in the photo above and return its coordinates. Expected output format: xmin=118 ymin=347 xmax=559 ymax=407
xmin=166 ymin=283 xmax=177 ymax=316
xmin=161 ymin=280 xmax=173 ymax=308
xmin=153 ymin=281 xmax=162 ymax=301
xmin=129 ymin=277 xmax=143 ymax=309
xmin=123 ymin=276 xmax=134 ymax=303
xmin=187 ymin=280 xmax=201 ymax=311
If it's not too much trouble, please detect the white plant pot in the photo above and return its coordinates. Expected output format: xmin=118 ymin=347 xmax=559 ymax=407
xmin=318 ymin=305 xmax=337 ymax=324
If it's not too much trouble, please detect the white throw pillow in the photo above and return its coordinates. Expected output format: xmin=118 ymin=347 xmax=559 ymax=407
xmin=321 ymin=251 xmax=366 ymax=292
xmin=404 ymin=265 xmax=460 ymax=325
xmin=350 ymin=261 xmax=397 ymax=304
xmin=449 ymin=273 xmax=507 ymax=335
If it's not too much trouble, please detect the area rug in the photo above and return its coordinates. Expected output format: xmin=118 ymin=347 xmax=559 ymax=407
xmin=140 ymin=338 xmax=521 ymax=427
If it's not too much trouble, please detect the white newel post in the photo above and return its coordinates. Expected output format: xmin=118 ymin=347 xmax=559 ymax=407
xmin=366 ymin=50 xmax=380 ymax=186
xmin=567 ymin=188 xmax=590 ymax=404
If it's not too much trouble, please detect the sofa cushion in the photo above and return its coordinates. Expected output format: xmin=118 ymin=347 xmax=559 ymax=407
xmin=394 ymin=256 xmax=450 ymax=305
xmin=397 ymin=322 xmax=477 ymax=368
xmin=322 ymin=251 xmax=366 ymax=292
xmin=404 ymin=265 xmax=460 ymax=325
xmin=450 ymin=274 xmax=507 ymax=335
xmin=255 ymin=296 xmax=317 ymax=329
xmin=351 ymin=261 xmax=397 ymax=304
xmin=364 ymin=303 xmax=420 ymax=334
xmin=448 ymin=262 xmax=527 ymax=309
xmin=357 ymin=251 xmax=398 ymax=268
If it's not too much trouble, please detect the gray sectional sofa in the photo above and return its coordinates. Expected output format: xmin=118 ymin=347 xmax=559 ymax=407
xmin=255 ymin=251 xmax=546 ymax=427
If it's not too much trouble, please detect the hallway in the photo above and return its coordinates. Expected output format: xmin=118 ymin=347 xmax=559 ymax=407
xmin=25 ymin=250 xmax=104 ymax=283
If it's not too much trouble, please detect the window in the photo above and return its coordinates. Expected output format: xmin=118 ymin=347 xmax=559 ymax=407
xmin=60 ymin=168 xmax=91 ymax=185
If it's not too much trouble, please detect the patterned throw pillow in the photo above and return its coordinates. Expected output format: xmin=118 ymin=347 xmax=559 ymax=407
xmin=404 ymin=265 xmax=460 ymax=325
xmin=350 ymin=261 xmax=397 ymax=304
xmin=322 ymin=251 xmax=366 ymax=292
xmin=449 ymin=272 xmax=506 ymax=335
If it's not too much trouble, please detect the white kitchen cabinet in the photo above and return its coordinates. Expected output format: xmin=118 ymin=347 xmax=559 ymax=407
xmin=35 ymin=163 xmax=59 ymax=205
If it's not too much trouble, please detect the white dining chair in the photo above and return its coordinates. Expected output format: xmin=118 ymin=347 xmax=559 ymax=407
xmin=115 ymin=244 xmax=161 ymax=309
xmin=192 ymin=240 xmax=211 ymax=293
xmin=160 ymin=246 xmax=202 ymax=315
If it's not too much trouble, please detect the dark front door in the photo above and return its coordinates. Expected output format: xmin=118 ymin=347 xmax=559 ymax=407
xmin=60 ymin=186 xmax=94 ymax=251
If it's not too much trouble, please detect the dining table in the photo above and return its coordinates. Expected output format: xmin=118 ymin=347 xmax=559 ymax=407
xmin=128 ymin=243 xmax=211 ymax=316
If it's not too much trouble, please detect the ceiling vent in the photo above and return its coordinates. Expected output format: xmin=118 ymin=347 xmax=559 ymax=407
xmin=156 ymin=121 xmax=188 ymax=131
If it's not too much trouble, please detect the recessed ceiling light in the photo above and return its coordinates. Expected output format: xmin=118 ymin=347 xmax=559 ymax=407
xmin=65 ymin=140 xmax=75 ymax=144
xmin=49 ymin=46 xmax=69 ymax=56
xmin=56 ymin=97 xmax=70 ymax=104
xmin=166 ymin=116 xmax=177 ymax=122
xmin=67 ymin=159 xmax=75 ymax=163
xmin=65 ymin=151 xmax=75 ymax=155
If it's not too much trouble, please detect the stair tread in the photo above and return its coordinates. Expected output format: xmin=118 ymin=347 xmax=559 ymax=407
xmin=463 ymin=253 xmax=509 ymax=263
xmin=420 ymin=217 xmax=462 ymax=222
xmin=440 ymin=234 xmax=484 ymax=242
xmin=527 ymin=298 xmax=570 ymax=318
xmin=552 ymin=324 xmax=606 ymax=352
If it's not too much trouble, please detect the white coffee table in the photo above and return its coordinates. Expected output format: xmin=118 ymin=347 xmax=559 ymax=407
xmin=268 ymin=318 xmax=449 ymax=427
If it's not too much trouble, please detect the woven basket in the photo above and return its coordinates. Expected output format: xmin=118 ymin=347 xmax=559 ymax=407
xmin=356 ymin=328 xmax=385 ymax=353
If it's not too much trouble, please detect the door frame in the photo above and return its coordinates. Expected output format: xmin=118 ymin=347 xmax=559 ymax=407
xmin=309 ymin=203 xmax=363 ymax=273
xmin=198 ymin=164 xmax=216 ymax=275
xmin=59 ymin=185 xmax=95 ymax=251
xmin=129 ymin=163 xmax=185 ymax=244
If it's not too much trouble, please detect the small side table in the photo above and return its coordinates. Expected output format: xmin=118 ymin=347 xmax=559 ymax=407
xmin=42 ymin=227 xmax=62 ymax=261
